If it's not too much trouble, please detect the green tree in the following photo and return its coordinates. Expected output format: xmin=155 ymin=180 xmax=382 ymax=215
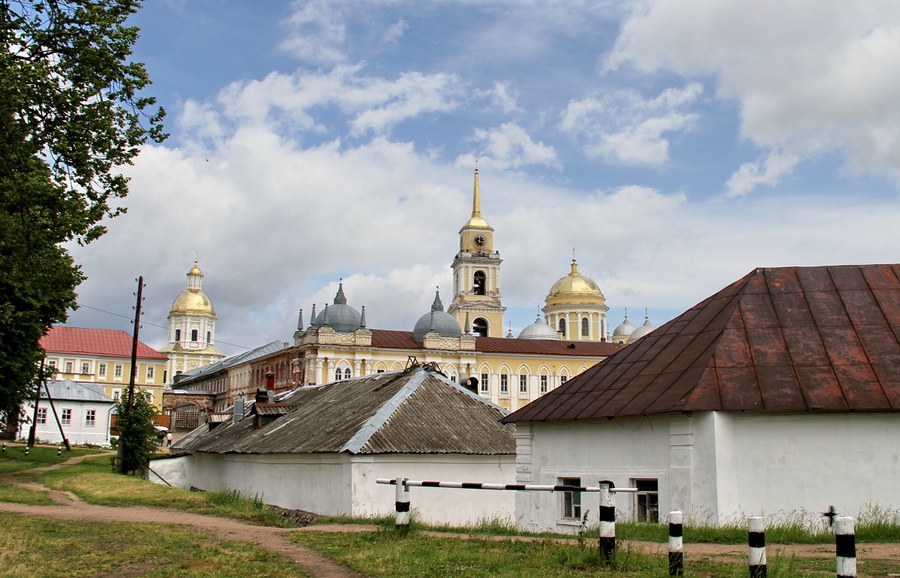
xmin=0 ymin=0 xmax=165 ymax=422
xmin=114 ymin=391 xmax=158 ymax=474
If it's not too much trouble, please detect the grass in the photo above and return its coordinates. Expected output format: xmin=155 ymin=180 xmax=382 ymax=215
xmin=0 ymin=444 xmax=102 ymax=473
xmin=0 ymin=512 xmax=307 ymax=577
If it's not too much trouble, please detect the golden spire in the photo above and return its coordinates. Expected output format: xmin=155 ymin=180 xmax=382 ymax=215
xmin=464 ymin=162 xmax=490 ymax=229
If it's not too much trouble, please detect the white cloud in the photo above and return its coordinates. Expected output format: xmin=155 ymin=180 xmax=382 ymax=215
xmin=560 ymin=84 xmax=703 ymax=165
xmin=489 ymin=82 xmax=520 ymax=114
xmin=464 ymin=123 xmax=560 ymax=171
xmin=608 ymin=0 xmax=900 ymax=191
xmin=279 ymin=0 xmax=349 ymax=65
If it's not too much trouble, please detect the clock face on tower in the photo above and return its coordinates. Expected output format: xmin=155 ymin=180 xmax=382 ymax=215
xmin=473 ymin=235 xmax=486 ymax=248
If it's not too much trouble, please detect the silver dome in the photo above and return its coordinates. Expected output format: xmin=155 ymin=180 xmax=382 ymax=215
xmin=627 ymin=311 xmax=656 ymax=343
xmin=518 ymin=314 xmax=560 ymax=340
xmin=413 ymin=290 xmax=462 ymax=342
xmin=315 ymin=283 xmax=363 ymax=333
xmin=612 ymin=310 xmax=637 ymax=340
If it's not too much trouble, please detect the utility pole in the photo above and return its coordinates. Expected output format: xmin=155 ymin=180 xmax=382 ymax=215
xmin=115 ymin=276 xmax=143 ymax=474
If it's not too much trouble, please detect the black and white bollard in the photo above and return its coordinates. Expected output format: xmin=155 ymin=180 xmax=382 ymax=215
xmin=24 ymin=446 xmax=29 ymax=456
xmin=57 ymin=446 xmax=61 ymax=456
xmin=2 ymin=442 xmax=5 ymax=452
xmin=748 ymin=516 xmax=766 ymax=578
xmin=598 ymin=482 xmax=615 ymax=561
xmin=394 ymin=477 xmax=410 ymax=531
xmin=668 ymin=511 xmax=684 ymax=576
xmin=835 ymin=516 xmax=856 ymax=578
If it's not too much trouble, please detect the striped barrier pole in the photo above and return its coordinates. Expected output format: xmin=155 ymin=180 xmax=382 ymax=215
xmin=375 ymin=478 xmax=637 ymax=494
xmin=394 ymin=477 xmax=410 ymax=531
xmin=835 ymin=517 xmax=856 ymax=578
xmin=668 ymin=511 xmax=684 ymax=576
xmin=748 ymin=516 xmax=766 ymax=578
xmin=599 ymin=482 xmax=615 ymax=562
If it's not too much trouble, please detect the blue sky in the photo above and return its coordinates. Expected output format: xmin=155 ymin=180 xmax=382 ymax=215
xmin=66 ymin=0 xmax=900 ymax=355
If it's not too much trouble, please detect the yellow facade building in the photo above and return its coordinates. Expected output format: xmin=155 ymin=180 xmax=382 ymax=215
xmin=41 ymin=326 xmax=169 ymax=411
xmin=293 ymin=169 xmax=625 ymax=410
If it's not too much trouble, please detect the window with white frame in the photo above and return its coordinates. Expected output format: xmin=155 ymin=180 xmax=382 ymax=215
xmin=113 ymin=390 xmax=120 ymax=402
xmin=146 ymin=366 xmax=155 ymax=381
xmin=519 ymin=374 xmax=527 ymax=394
xmin=581 ymin=317 xmax=589 ymax=336
xmin=344 ymin=368 xmax=351 ymax=379
xmin=144 ymin=392 xmax=153 ymax=403
xmin=480 ymin=373 xmax=489 ymax=394
xmin=560 ymin=477 xmax=582 ymax=520
xmin=85 ymin=409 xmax=96 ymax=427
xmin=335 ymin=369 xmax=342 ymax=381
xmin=65 ymin=361 xmax=73 ymax=373
xmin=61 ymin=408 xmax=71 ymax=425
xmin=47 ymin=359 xmax=56 ymax=372
xmin=540 ymin=375 xmax=548 ymax=394
xmin=500 ymin=373 xmax=508 ymax=395
xmin=634 ymin=479 xmax=659 ymax=523
xmin=560 ymin=375 xmax=568 ymax=385
xmin=80 ymin=361 xmax=90 ymax=374
xmin=114 ymin=364 xmax=123 ymax=378
xmin=98 ymin=363 xmax=106 ymax=376
xmin=37 ymin=407 xmax=47 ymax=424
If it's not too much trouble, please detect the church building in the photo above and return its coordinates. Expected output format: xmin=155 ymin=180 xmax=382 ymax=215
xmin=158 ymin=260 xmax=225 ymax=382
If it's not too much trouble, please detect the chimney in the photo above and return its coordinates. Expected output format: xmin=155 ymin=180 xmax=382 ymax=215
xmin=266 ymin=370 xmax=275 ymax=403
xmin=233 ymin=395 xmax=244 ymax=424
xmin=463 ymin=376 xmax=479 ymax=394
xmin=255 ymin=388 xmax=268 ymax=404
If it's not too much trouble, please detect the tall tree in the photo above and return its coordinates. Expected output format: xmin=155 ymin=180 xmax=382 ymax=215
xmin=0 ymin=0 xmax=165 ymax=423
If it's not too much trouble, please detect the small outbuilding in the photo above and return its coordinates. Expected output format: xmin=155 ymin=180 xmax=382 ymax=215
xmin=151 ymin=364 xmax=517 ymax=526
xmin=503 ymin=264 xmax=900 ymax=532
xmin=18 ymin=379 xmax=115 ymax=446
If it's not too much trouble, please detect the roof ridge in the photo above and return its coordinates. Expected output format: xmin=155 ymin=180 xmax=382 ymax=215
xmin=340 ymin=368 xmax=429 ymax=454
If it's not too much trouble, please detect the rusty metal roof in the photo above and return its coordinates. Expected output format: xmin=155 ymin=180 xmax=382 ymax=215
xmin=175 ymin=365 xmax=515 ymax=456
xmin=371 ymin=329 xmax=623 ymax=357
xmin=503 ymin=264 xmax=900 ymax=423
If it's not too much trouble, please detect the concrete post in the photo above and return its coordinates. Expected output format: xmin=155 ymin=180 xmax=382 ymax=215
xmin=668 ymin=511 xmax=684 ymax=576
xmin=835 ymin=517 xmax=856 ymax=578
xmin=395 ymin=477 xmax=410 ymax=530
xmin=598 ymin=482 xmax=615 ymax=561
xmin=748 ymin=516 xmax=766 ymax=577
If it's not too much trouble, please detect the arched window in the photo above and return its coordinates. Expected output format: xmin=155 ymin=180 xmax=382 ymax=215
xmin=473 ymin=270 xmax=486 ymax=295
xmin=581 ymin=317 xmax=589 ymax=337
xmin=335 ymin=369 xmax=342 ymax=381
xmin=558 ymin=318 xmax=567 ymax=338
xmin=473 ymin=318 xmax=488 ymax=336
xmin=344 ymin=368 xmax=351 ymax=379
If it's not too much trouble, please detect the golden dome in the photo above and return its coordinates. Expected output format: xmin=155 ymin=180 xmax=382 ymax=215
xmin=170 ymin=260 xmax=217 ymax=318
xmin=170 ymin=289 xmax=216 ymax=318
xmin=546 ymin=258 xmax=605 ymax=304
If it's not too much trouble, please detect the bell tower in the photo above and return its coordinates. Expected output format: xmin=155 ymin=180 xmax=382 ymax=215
xmin=448 ymin=166 xmax=505 ymax=337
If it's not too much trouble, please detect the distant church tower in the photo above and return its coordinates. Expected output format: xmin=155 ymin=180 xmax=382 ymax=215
xmin=159 ymin=260 xmax=225 ymax=382
xmin=448 ymin=167 xmax=505 ymax=337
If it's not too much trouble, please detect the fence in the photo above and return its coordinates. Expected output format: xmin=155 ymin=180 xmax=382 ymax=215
xmin=377 ymin=477 xmax=858 ymax=577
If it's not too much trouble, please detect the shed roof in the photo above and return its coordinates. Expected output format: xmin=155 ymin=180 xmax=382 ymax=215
xmin=175 ymin=365 xmax=515 ymax=455
xmin=41 ymin=326 xmax=167 ymax=360
xmin=503 ymin=264 xmax=900 ymax=423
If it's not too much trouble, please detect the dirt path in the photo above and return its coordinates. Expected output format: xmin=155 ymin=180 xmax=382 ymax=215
xmin=0 ymin=451 xmax=364 ymax=578
xmin=3 ymin=449 xmax=900 ymax=575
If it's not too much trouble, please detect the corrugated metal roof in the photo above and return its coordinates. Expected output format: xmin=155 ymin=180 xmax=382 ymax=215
xmin=371 ymin=329 xmax=623 ymax=356
xmin=503 ymin=264 xmax=900 ymax=423
xmin=41 ymin=326 xmax=168 ymax=360
xmin=175 ymin=365 xmax=515 ymax=456
xmin=40 ymin=379 xmax=113 ymax=403
xmin=176 ymin=340 xmax=283 ymax=384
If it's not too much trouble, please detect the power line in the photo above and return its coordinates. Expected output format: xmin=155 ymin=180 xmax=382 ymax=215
xmin=76 ymin=303 xmax=251 ymax=350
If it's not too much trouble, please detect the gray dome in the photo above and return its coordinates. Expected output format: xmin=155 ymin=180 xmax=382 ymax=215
xmin=627 ymin=311 xmax=656 ymax=343
xmin=315 ymin=283 xmax=362 ymax=333
xmin=612 ymin=310 xmax=637 ymax=340
xmin=413 ymin=290 xmax=462 ymax=342
xmin=518 ymin=314 xmax=560 ymax=340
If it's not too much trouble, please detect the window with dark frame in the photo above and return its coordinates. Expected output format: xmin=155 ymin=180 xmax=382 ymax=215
xmin=634 ymin=479 xmax=659 ymax=523
xmin=560 ymin=477 xmax=582 ymax=520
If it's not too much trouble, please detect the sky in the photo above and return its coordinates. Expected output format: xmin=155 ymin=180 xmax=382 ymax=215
xmin=64 ymin=0 xmax=900 ymax=357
